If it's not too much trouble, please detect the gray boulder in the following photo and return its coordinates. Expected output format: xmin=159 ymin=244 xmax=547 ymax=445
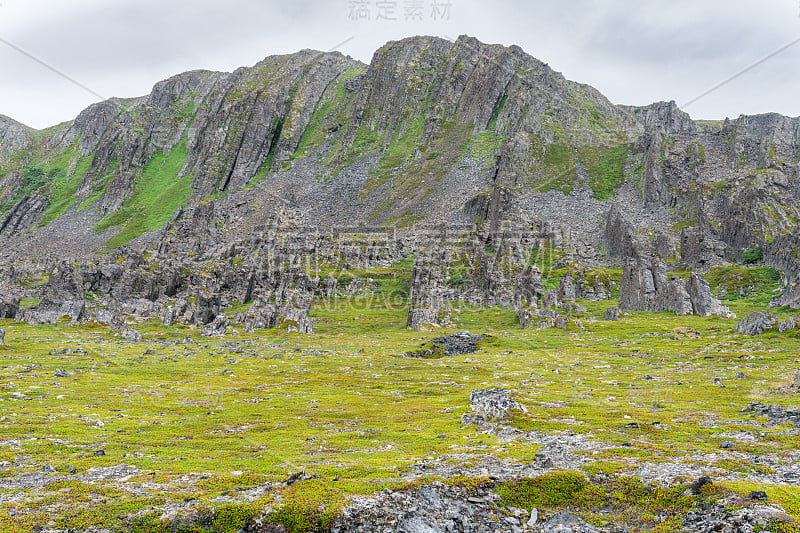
xmin=407 ymin=331 xmax=488 ymax=358
xmin=193 ymin=289 xmax=221 ymax=325
xmin=778 ymin=317 xmax=799 ymax=333
xmin=604 ymin=307 xmax=620 ymax=321
xmin=542 ymin=511 xmax=599 ymax=532
xmin=0 ymin=328 xmax=4 ymax=346
xmin=461 ymin=388 xmax=527 ymax=425
xmin=620 ymin=257 xmax=730 ymax=317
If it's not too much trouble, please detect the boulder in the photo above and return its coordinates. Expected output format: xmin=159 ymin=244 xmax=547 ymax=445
xmin=406 ymin=260 xmax=450 ymax=330
xmin=604 ymin=307 xmax=620 ymax=321
xmin=0 ymin=328 xmax=4 ymax=346
xmin=542 ymin=511 xmax=599 ymax=533
xmin=193 ymin=289 xmax=221 ymax=325
xmin=556 ymin=272 xmax=577 ymax=302
xmin=778 ymin=317 xmax=798 ymax=333
xmin=518 ymin=308 xmax=533 ymax=329
xmin=461 ymin=388 xmax=527 ymax=425
xmin=240 ymin=302 xmax=278 ymax=333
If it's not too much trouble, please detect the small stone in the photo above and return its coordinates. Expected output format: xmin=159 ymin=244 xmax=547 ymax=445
xmin=625 ymin=422 xmax=641 ymax=429
xmin=691 ymin=476 xmax=713 ymax=495
xmin=67 ymin=465 xmax=77 ymax=474
xmin=527 ymin=508 xmax=539 ymax=527
xmin=42 ymin=463 xmax=56 ymax=473
xmin=93 ymin=449 xmax=106 ymax=457
xmin=734 ymin=372 xmax=747 ymax=380
xmin=534 ymin=453 xmax=553 ymax=468
xmin=749 ymin=490 xmax=768 ymax=501
xmin=720 ymin=441 xmax=735 ymax=449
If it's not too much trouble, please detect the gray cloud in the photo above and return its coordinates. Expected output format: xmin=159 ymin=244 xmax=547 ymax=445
xmin=1 ymin=0 xmax=798 ymax=128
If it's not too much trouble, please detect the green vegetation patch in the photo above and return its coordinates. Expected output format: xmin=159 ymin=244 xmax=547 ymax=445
xmin=584 ymin=144 xmax=632 ymax=201
xmin=29 ymin=146 xmax=94 ymax=227
xmin=706 ymin=265 xmax=782 ymax=306
xmin=94 ymin=135 xmax=191 ymax=248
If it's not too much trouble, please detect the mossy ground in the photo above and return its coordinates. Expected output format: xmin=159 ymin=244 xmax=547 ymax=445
xmin=1 ymin=271 xmax=799 ymax=531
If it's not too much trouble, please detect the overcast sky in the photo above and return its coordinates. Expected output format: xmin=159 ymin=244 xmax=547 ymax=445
xmin=1 ymin=0 xmax=799 ymax=129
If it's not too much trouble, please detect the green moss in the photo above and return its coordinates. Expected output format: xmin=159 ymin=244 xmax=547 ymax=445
xmin=743 ymin=247 xmax=764 ymax=264
xmin=469 ymin=130 xmax=504 ymax=160
xmin=497 ymin=471 xmax=599 ymax=509
xmin=584 ymin=144 xmax=631 ymax=201
xmin=269 ymin=478 xmax=344 ymax=532
xmin=705 ymin=265 xmax=782 ymax=305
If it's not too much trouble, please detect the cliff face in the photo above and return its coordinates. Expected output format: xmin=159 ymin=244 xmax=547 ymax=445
xmin=0 ymin=35 xmax=799 ymax=294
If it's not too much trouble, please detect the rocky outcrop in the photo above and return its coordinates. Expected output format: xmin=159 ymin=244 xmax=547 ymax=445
xmin=680 ymin=227 xmax=725 ymax=269
xmin=16 ymin=262 xmax=87 ymax=324
xmin=201 ymin=315 xmax=229 ymax=337
xmin=603 ymin=206 xmax=639 ymax=261
xmin=407 ymin=331 xmax=488 ymax=358
xmin=556 ymin=266 xmax=616 ymax=302
xmin=619 ymin=257 xmax=732 ymax=317
xmin=512 ymin=265 xmax=543 ymax=310
xmin=630 ymin=101 xmax=696 ymax=136
xmin=406 ymin=258 xmax=450 ymax=330
xmin=619 ymin=257 xmax=691 ymax=315
xmin=686 ymin=273 xmax=735 ymax=318
xmin=277 ymin=302 xmax=314 ymax=334
xmin=766 ymin=230 xmax=800 ymax=309
xmin=736 ymin=311 xmax=778 ymax=336
xmin=0 ymin=292 xmax=20 ymax=319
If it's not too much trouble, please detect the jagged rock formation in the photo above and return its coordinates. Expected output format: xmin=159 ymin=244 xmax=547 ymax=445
xmin=619 ymin=257 xmax=733 ymax=317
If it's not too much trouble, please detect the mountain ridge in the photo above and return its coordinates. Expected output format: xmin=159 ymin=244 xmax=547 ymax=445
xmin=0 ymin=35 xmax=798 ymax=308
